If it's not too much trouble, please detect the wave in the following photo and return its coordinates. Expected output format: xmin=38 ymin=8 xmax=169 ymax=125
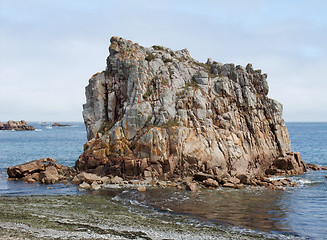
xmin=268 ymin=175 xmax=323 ymax=187
xmin=268 ymin=176 xmax=287 ymax=181
xmin=35 ymin=129 xmax=42 ymax=132
xmin=294 ymin=178 xmax=323 ymax=186
xmin=112 ymin=193 xmax=150 ymax=209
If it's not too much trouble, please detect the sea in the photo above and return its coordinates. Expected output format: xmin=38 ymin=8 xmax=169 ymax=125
xmin=0 ymin=122 xmax=326 ymax=239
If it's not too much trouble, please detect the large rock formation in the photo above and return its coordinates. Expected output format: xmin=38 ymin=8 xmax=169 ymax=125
xmin=76 ymin=37 xmax=305 ymax=184
xmin=0 ymin=120 xmax=35 ymax=131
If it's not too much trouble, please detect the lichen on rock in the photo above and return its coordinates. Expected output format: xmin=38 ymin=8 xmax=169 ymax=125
xmin=76 ymin=36 xmax=306 ymax=185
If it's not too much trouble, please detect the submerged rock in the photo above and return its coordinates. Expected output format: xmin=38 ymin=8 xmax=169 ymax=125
xmin=75 ymin=36 xmax=307 ymax=186
xmin=0 ymin=120 xmax=35 ymax=131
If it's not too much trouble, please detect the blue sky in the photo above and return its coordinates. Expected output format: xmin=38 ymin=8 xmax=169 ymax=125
xmin=1 ymin=0 xmax=326 ymax=121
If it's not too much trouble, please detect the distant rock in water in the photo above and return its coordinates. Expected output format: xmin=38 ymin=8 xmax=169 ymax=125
xmin=75 ymin=36 xmax=306 ymax=187
xmin=0 ymin=120 xmax=35 ymax=131
xmin=52 ymin=122 xmax=71 ymax=127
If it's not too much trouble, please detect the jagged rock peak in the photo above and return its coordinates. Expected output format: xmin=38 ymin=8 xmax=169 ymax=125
xmin=77 ymin=36 xmax=304 ymax=183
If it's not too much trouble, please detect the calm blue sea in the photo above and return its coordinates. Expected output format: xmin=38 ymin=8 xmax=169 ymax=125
xmin=0 ymin=122 xmax=86 ymax=195
xmin=0 ymin=122 xmax=326 ymax=239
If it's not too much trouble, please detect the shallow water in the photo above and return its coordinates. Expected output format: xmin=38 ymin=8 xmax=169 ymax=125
xmin=0 ymin=122 xmax=85 ymax=195
xmin=0 ymin=122 xmax=326 ymax=239
xmin=0 ymin=194 xmax=268 ymax=240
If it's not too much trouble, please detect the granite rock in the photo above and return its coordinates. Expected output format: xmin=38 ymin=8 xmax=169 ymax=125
xmin=76 ymin=36 xmax=306 ymax=184
xmin=7 ymin=158 xmax=74 ymax=184
xmin=0 ymin=120 xmax=35 ymax=131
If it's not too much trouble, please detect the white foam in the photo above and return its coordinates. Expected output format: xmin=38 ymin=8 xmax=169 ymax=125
xmin=268 ymin=176 xmax=286 ymax=181
xmin=102 ymin=184 xmax=122 ymax=189
xmin=294 ymin=178 xmax=323 ymax=186
xmin=297 ymin=179 xmax=312 ymax=185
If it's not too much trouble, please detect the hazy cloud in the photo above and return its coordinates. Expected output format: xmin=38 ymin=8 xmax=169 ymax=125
xmin=0 ymin=0 xmax=326 ymax=121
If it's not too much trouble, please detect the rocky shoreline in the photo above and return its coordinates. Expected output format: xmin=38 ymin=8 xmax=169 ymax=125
xmin=7 ymin=157 xmax=327 ymax=192
xmin=0 ymin=120 xmax=35 ymax=131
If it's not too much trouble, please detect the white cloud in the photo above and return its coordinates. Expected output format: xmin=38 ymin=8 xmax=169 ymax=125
xmin=0 ymin=0 xmax=326 ymax=121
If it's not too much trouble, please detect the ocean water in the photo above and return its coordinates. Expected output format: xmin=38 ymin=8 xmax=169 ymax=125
xmin=0 ymin=122 xmax=326 ymax=239
xmin=0 ymin=122 xmax=86 ymax=195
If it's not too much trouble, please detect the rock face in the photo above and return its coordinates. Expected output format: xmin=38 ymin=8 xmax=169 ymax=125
xmin=76 ymin=36 xmax=305 ymax=183
xmin=0 ymin=120 xmax=35 ymax=131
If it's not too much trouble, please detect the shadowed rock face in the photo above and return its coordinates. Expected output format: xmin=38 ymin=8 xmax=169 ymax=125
xmin=76 ymin=36 xmax=305 ymax=182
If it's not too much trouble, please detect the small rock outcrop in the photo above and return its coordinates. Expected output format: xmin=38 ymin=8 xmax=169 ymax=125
xmin=76 ymin=37 xmax=306 ymax=186
xmin=7 ymin=158 xmax=75 ymax=184
xmin=266 ymin=152 xmax=306 ymax=175
xmin=0 ymin=120 xmax=35 ymax=131
xmin=306 ymin=163 xmax=327 ymax=171
xmin=52 ymin=123 xmax=71 ymax=127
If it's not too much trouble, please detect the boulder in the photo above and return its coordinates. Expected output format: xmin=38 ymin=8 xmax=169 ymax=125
xmin=90 ymin=181 xmax=101 ymax=190
xmin=110 ymin=176 xmax=124 ymax=184
xmin=193 ymin=172 xmax=214 ymax=181
xmin=39 ymin=165 xmax=60 ymax=184
xmin=79 ymin=182 xmax=91 ymax=189
xmin=203 ymin=178 xmax=219 ymax=187
xmin=222 ymin=183 xmax=235 ymax=188
xmin=101 ymin=176 xmax=111 ymax=184
xmin=71 ymin=176 xmax=81 ymax=185
xmin=307 ymin=163 xmax=320 ymax=170
xmin=226 ymin=177 xmax=241 ymax=185
xmin=137 ymin=186 xmax=147 ymax=192
xmin=185 ymin=182 xmax=197 ymax=191
xmin=321 ymin=166 xmax=327 ymax=170
xmin=75 ymin=172 xmax=103 ymax=184
xmin=7 ymin=160 xmax=45 ymax=178
xmin=266 ymin=152 xmax=306 ymax=175
xmin=236 ymin=174 xmax=252 ymax=185
xmin=7 ymin=158 xmax=74 ymax=185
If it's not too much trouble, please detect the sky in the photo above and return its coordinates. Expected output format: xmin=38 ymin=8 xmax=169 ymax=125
xmin=0 ymin=0 xmax=326 ymax=122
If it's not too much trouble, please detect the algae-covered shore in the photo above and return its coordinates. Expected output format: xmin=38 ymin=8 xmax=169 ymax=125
xmin=0 ymin=194 xmax=276 ymax=240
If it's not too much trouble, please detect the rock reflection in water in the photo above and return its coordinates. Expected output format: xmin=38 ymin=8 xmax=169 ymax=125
xmin=99 ymin=188 xmax=294 ymax=235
